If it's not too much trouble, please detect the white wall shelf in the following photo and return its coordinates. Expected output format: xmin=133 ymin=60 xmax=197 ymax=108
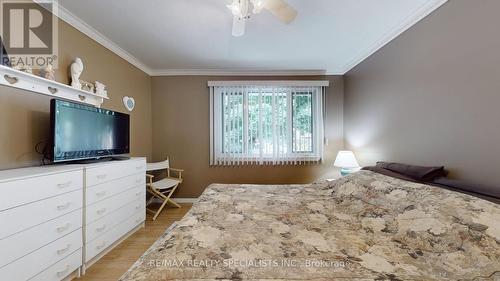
xmin=0 ymin=65 xmax=108 ymax=107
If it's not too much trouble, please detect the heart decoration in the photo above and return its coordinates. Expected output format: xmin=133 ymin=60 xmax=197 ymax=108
xmin=48 ymin=86 xmax=58 ymax=94
xmin=123 ymin=96 xmax=135 ymax=112
xmin=4 ymin=74 xmax=18 ymax=84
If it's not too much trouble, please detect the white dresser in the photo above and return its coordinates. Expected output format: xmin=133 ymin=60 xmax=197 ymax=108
xmin=0 ymin=157 xmax=147 ymax=280
xmin=0 ymin=165 xmax=84 ymax=281
xmin=82 ymin=158 xmax=146 ymax=270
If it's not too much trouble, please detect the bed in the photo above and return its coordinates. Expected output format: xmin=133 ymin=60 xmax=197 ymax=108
xmin=120 ymin=171 xmax=500 ymax=280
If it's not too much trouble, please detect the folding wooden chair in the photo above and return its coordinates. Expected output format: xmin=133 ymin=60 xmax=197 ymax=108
xmin=146 ymin=157 xmax=184 ymax=221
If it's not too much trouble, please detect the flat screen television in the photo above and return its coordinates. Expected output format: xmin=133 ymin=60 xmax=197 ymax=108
xmin=50 ymin=99 xmax=130 ymax=162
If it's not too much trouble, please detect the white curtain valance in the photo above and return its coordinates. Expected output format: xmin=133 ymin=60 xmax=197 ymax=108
xmin=207 ymin=80 xmax=329 ymax=87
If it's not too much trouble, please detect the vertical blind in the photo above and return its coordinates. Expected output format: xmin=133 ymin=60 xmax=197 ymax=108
xmin=209 ymin=81 xmax=328 ymax=166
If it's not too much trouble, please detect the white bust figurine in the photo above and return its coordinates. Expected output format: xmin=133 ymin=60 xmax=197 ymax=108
xmin=44 ymin=63 xmax=55 ymax=80
xmin=70 ymin=57 xmax=83 ymax=89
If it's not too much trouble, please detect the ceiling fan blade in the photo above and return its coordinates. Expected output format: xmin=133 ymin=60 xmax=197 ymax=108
xmin=232 ymin=16 xmax=246 ymax=37
xmin=264 ymin=0 xmax=297 ymax=24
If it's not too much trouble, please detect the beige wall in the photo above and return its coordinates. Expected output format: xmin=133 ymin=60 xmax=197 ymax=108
xmin=0 ymin=19 xmax=152 ymax=170
xmin=151 ymin=76 xmax=344 ymax=198
xmin=344 ymin=0 xmax=500 ymax=187
xmin=0 ymin=7 xmax=342 ymax=197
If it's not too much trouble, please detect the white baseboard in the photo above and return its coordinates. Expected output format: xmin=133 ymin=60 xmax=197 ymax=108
xmin=172 ymin=198 xmax=198 ymax=203
xmin=149 ymin=197 xmax=198 ymax=204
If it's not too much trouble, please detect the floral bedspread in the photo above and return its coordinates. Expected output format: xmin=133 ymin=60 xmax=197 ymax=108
xmin=120 ymin=171 xmax=500 ymax=281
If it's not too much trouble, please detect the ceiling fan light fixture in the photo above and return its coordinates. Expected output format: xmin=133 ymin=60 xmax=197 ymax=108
xmin=227 ymin=0 xmax=296 ymax=37
xmin=250 ymin=0 xmax=265 ymax=14
xmin=227 ymin=0 xmax=252 ymax=19
xmin=232 ymin=17 xmax=246 ymax=37
xmin=227 ymin=0 xmax=243 ymax=17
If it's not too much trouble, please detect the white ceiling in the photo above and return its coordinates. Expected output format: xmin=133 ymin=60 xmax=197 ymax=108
xmin=56 ymin=0 xmax=446 ymax=76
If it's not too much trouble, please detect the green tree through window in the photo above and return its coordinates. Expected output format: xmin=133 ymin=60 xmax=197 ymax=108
xmin=212 ymin=84 xmax=324 ymax=165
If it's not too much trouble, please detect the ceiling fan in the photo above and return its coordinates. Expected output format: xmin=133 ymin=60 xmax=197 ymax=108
xmin=226 ymin=0 xmax=297 ymax=37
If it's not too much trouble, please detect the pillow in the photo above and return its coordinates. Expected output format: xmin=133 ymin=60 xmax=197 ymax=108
xmin=363 ymin=166 xmax=499 ymax=203
xmin=376 ymin=161 xmax=447 ymax=182
xmin=362 ymin=166 xmax=417 ymax=183
xmin=431 ymin=177 xmax=500 ymax=200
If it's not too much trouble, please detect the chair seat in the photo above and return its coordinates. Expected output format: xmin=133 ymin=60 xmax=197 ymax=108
xmin=149 ymin=177 xmax=181 ymax=190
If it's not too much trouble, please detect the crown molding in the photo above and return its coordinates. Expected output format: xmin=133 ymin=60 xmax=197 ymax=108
xmin=341 ymin=0 xmax=448 ymax=73
xmin=36 ymin=1 xmax=153 ymax=75
xmin=149 ymin=69 xmax=329 ymax=76
xmin=37 ymin=0 xmax=446 ymax=77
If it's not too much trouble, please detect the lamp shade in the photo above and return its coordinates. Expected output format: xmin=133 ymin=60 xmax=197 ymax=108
xmin=334 ymin=151 xmax=359 ymax=168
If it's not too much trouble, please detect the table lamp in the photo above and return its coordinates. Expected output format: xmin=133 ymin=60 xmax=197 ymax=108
xmin=334 ymin=150 xmax=360 ymax=176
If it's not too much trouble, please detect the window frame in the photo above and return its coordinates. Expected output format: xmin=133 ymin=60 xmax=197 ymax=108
xmin=209 ymin=82 xmax=327 ymax=166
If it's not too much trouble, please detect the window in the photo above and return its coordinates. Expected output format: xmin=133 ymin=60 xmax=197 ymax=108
xmin=209 ymin=81 xmax=328 ymax=165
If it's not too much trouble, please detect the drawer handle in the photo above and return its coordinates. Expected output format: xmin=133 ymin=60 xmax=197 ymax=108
xmin=136 ymin=166 xmax=143 ymax=170
xmin=56 ymin=223 xmax=71 ymax=233
xmin=135 ymin=191 xmax=142 ymax=196
xmin=96 ymin=241 xmax=106 ymax=250
xmin=57 ymin=181 xmax=72 ymax=189
xmin=96 ymin=224 xmax=107 ymax=232
xmin=135 ymin=205 xmax=141 ymax=210
xmin=56 ymin=265 xmax=70 ymax=277
xmin=57 ymin=244 xmax=71 ymax=255
xmin=96 ymin=174 xmax=107 ymax=180
xmin=96 ymin=208 xmax=107 ymax=215
xmin=57 ymin=202 xmax=71 ymax=211
xmin=96 ymin=191 xmax=107 ymax=197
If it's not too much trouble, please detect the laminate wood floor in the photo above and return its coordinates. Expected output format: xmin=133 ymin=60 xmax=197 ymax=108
xmin=78 ymin=203 xmax=192 ymax=281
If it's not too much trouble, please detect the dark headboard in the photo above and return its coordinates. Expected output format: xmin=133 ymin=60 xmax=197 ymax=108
xmin=363 ymin=163 xmax=499 ymax=204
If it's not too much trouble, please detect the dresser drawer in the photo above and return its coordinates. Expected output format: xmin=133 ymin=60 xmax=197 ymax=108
xmin=85 ymin=160 xmax=146 ymax=187
xmin=86 ymin=173 xmax=145 ymax=206
xmin=86 ymin=198 xmax=145 ymax=243
xmin=85 ymin=212 xmax=144 ymax=262
xmin=0 ymin=208 xmax=82 ymax=268
xmin=0 ymin=229 xmax=82 ymax=281
xmin=29 ymin=248 xmax=82 ymax=281
xmin=86 ymin=184 xmax=145 ymax=225
xmin=0 ymin=170 xmax=82 ymax=212
xmin=0 ymin=189 xmax=83 ymax=239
